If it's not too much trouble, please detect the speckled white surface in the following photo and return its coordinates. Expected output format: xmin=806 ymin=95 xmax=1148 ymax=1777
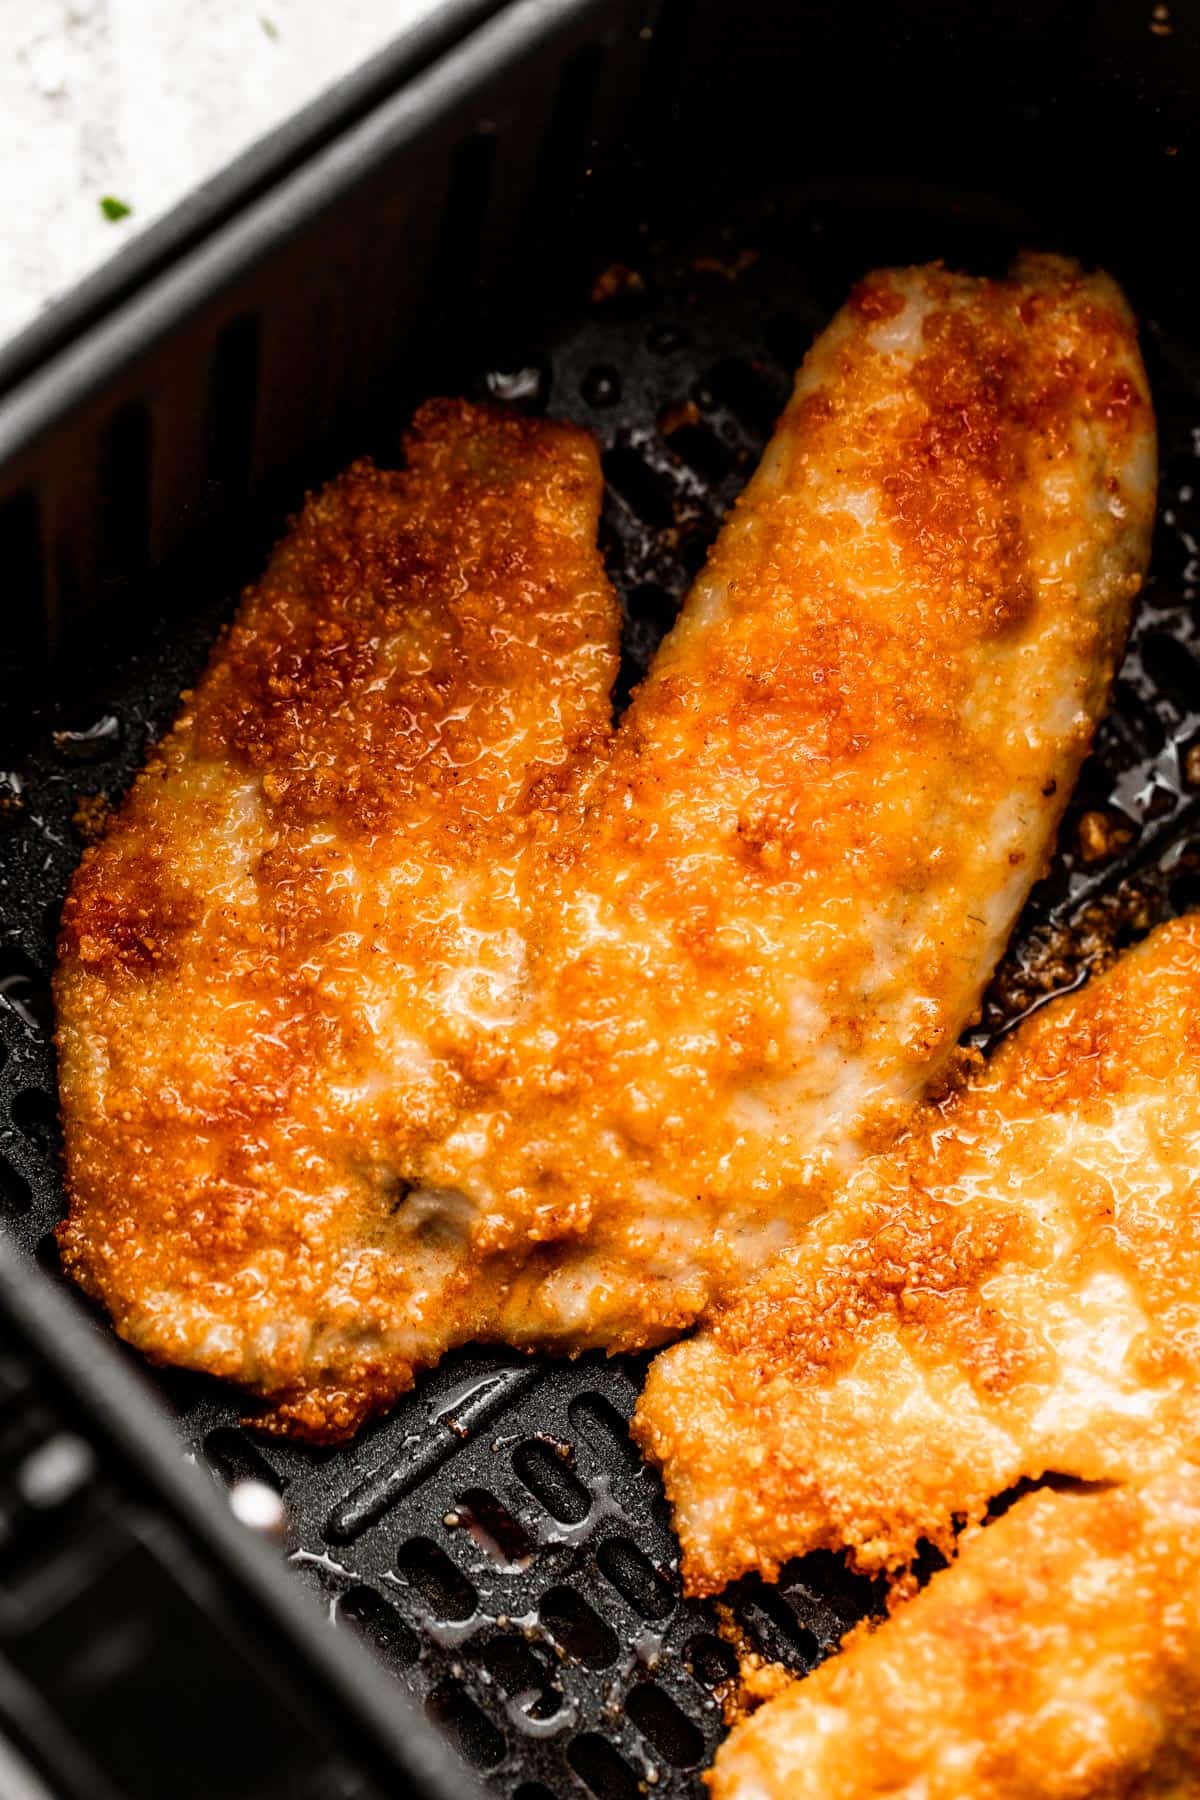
xmin=0 ymin=0 xmax=442 ymax=351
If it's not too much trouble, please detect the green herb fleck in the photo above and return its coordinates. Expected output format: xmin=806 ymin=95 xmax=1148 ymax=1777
xmin=259 ymin=15 xmax=279 ymax=38
xmin=99 ymin=195 xmax=132 ymax=222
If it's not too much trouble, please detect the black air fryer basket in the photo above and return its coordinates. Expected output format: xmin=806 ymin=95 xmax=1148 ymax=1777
xmin=2 ymin=2 xmax=1199 ymax=1794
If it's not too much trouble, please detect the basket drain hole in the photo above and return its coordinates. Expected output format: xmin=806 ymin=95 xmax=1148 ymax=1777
xmin=595 ymin=1538 xmax=674 ymax=1621
xmin=684 ymin=1631 xmax=738 ymax=1688
xmin=0 ymin=1160 xmax=32 ymax=1218
xmin=1096 ymin=682 xmax=1166 ymax=771
xmin=394 ymin=1535 xmax=477 ymax=1620
xmin=204 ymin=1426 xmax=285 ymax=1493
xmin=1141 ymin=630 xmax=1200 ymax=712
xmin=736 ymin=1585 xmax=821 ymax=1670
xmin=512 ymin=1437 xmax=590 ymax=1524
xmin=11 ymin=1089 xmax=58 ymax=1159
xmin=702 ymin=356 xmax=787 ymax=441
xmin=626 ymin=1681 xmax=704 ymax=1768
xmin=660 ymin=417 xmax=736 ymax=483
xmin=538 ymin=1586 xmax=618 ymax=1668
xmin=425 ymin=1679 xmax=505 ymax=1770
xmin=480 ymin=1634 xmax=562 ymax=1719
xmin=337 ymin=1584 xmax=420 ymax=1669
xmin=567 ymin=1732 xmax=641 ymax=1800
xmin=567 ymin=1393 xmax=640 ymax=1471
xmin=602 ymin=446 xmax=677 ymax=533
xmin=456 ymin=1485 xmax=534 ymax=1567
xmin=1169 ymin=864 xmax=1200 ymax=915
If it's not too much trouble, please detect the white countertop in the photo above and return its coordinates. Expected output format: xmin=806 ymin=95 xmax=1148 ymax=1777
xmin=0 ymin=0 xmax=443 ymax=351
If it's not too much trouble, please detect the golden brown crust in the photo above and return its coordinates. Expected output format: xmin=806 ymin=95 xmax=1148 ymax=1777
xmin=57 ymin=257 xmax=1157 ymax=1437
xmin=708 ymin=1471 xmax=1200 ymax=1800
xmin=56 ymin=401 xmax=620 ymax=1439
xmin=635 ymin=915 xmax=1200 ymax=1592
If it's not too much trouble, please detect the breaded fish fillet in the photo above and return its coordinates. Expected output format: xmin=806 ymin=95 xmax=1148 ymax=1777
xmin=58 ymin=257 xmax=1154 ymax=1438
xmin=636 ymin=915 xmax=1200 ymax=1594
xmin=56 ymin=401 xmax=620 ymax=1438
xmin=709 ymin=1470 xmax=1200 ymax=1800
xmin=425 ymin=253 xmax=1154 ymax=1353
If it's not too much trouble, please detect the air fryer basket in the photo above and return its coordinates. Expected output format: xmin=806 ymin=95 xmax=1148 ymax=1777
xmin=2 ymin=2 xmax=1199 ymax=1796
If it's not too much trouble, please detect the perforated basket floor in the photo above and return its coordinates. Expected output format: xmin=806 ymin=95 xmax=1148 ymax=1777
xmin=3 ymin=191 xmax=1200 ymax=1798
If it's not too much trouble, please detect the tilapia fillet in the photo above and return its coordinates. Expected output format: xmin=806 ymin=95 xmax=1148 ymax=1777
xmin=57 ymin=257 xmax=1154 ymax=1437
xmin=636 ymin=915 xmax=1200 ymax=1595
xmin=55 ymin=401 xmax=620 ymax=1438
xmin=709 ymin=1471 xmax=1200 ymax=1800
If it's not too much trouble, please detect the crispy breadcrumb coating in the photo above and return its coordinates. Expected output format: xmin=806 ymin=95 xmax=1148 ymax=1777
xmin=709 ymin=1471 xmax=1200 ymax=1800
xmin=56 ymin=401 xmax=619 ymax=1437
xmin=636 ymin=916 xmax=1200 ymax=1593
xmin=58 ymin=255 xmax=1155 ymax=1437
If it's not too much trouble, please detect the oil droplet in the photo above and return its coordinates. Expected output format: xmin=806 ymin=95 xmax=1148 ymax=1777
xmin=582 ymin=365 xmax=621 ymax=408
xmin=486 ymin=359 xmax=549 ymax=407
xmin=52 ymin=714 xmax=123 ymax=763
